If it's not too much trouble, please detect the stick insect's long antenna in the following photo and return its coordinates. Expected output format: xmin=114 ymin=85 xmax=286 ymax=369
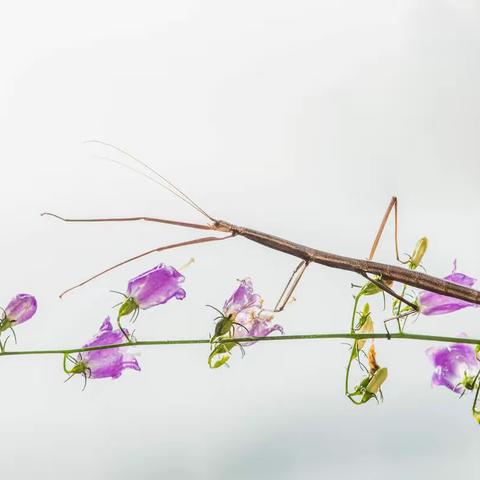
xmin=41 ymin=212 xmax=214 ymax=231
xmin=84 ymin=140 xmax=215 ymax=221
xmin=59 ymin=234 xmax=234 ymax=298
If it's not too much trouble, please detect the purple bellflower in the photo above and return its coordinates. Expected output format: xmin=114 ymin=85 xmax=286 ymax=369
xmin=223 ymin=278 xmax=284 ymax=342
xmin=419 ymin=261 xmax=479 ymax=316
xmin=1 ymin=294 xmax=37 ymax=337
xmin=209 ymin=279 xmax=283 ymax=368
xmin=66 ymin=317 xmax=140 ymax=383
xmin=426 ymin=341 xmax=479 ymax=394
xmin=118 ymin=264 xmax=186 ymax=322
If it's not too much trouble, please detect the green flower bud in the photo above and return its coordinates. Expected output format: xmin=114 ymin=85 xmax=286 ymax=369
xmin=365 ymin=367 xmax=388 ymax=395
xmin=357 ymin=316 xmax=374 ymax=351
xmin=473 ymin=410 xmax=480 ymax=424
xmin=360 ymin=281 xmax=382 ymax=297
xmin=409 ymin=237 xmax=428 ymax=269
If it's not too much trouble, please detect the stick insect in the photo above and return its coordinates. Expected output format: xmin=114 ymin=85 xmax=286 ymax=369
xmin=43 ymin=141 xmax=480 ymax=313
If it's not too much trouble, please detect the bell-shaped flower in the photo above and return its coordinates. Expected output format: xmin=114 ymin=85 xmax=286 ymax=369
xmin=419 ymin=261 xmax=479 ymax=316
xmin=2 ymin=294 xmax=37 ymax=327
xmin=66 ymin=317 xmax=140 ymax=382
xmin=223 ymin=278 xmax=283 ymax=343
xmin=118 ymin=263 xmax=186 ymax=320
xmin=209 ymin=279 xmax=283 ymax=368
xmin=426 ymin=340 xmax=479 ymax=394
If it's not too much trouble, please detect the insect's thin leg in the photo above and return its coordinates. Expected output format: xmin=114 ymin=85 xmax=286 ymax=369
xmin=41 ymin=212 xmax=213 ymax=231
xmin=272 ymin=260 xmax=309 ymax=313
xmin=359 ymin=272 xmax=418 ymax=312
xmin=59 ymin=233 xmax=234 ymax=298
xmin=368 ymin=196 xmax=404 ymax=262
xmin=383 ymin=311 xmax=415 ymax=335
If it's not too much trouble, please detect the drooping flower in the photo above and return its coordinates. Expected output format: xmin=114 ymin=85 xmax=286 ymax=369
xmin=67 ymin=317 xmax=140 ymax=380
xmin=223 ymin=278 xmax=283 ymax=342
xmin=209 ymin=279 xmax=283 ymax=368
xmin=418 ymin=261 xmax=479 ymax=316
xmin=426 ymin=341 xmax=479 ymax=393
xmin=3 ymin=294 xmax=37 ymax=326
xmin=118 ymin=264 xmax=186 ymax=319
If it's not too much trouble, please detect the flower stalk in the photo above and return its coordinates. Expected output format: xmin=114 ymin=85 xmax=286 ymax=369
xmin=0 ymin=331 xmax=478 ymax=357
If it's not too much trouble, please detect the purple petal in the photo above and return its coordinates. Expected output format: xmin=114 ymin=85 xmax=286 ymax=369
xmin=223 ymin=278 xmax=263 ymax=317
xmin=426 ymin=342 xmax=478 ymax=393
xmin=127 ymin=264 xmax=186 ymax=309
xmin=81 ymin=317 xmax=140 ymax=380
xmin=4 ymin=294 xmax=37 ymax=325
xmin=419 ymin=263 xmax=478 ymax=316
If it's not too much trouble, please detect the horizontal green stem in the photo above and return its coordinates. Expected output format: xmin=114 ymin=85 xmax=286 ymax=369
xmin=0 ymin=332 xmax=478 ymax=357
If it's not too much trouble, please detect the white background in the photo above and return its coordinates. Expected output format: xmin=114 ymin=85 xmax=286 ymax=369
xmin=1 ymin=1 xmax=479 ymax=478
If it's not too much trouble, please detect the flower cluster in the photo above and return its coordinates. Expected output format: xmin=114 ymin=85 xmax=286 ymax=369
xmin=4 ymin=213 xmax=480 ymax=427
xmin=66 ymin=263 xmax=186 ymax=385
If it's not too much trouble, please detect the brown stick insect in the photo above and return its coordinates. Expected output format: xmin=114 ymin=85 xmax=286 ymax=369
xmin=42 ymin=141 xmax=480 ymax=314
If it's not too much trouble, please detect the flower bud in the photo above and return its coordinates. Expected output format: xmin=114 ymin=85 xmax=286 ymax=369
xmin=473 ymin=410 xmax=480 ymax=424
xmin=3 ymin=294 xmax=37 ymax=326
xmin=357 ymin=313 xmax=374 ymax=351
xmin=365 ymin=367 xmax=388 ymax=395
xmin=409 ymin=237 xmax=428 ymax=269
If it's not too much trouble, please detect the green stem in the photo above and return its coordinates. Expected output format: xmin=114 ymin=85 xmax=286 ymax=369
xmin=344 ymin=341 xmax=357 ymax=396
xmin=0 ymin=332 xmax=478 ymax=357
xmin=350 ymin=294 xmax=361 ymax=333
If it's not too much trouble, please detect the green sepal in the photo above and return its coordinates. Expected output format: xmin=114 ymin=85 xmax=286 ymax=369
xmin=0 ymin=318 xmax=13 ymax=333
xmin=461 ymin=372 xmax=477 ymax=391
xmin=118 ymin=297 xmax=138 ymax=318
xmin=475 ymin=345 xmax=480 ymax=361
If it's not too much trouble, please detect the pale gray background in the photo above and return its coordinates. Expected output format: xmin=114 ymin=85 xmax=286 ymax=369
xmin=1 ymin=1 xmax=479 ymax=478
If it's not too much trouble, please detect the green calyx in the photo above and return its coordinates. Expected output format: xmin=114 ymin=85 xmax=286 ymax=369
xmin=70 ymin=362 xmax=88 ymax=375
xmin=461 ymin=372 xmax=477 ymax=391
xmin=0 ymin=318 xmax=14 ymax=333
xmin=118 ymin=297 xmax=139 ymax=318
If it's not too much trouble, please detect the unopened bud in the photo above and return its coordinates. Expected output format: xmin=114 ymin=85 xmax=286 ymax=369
xmin=365 ymin=367 xmax=388 ymax=395
xmin=357 ymin=316 xmax=374 ymax=351
xmin=410 ymin=237 xmax=428 ymax=269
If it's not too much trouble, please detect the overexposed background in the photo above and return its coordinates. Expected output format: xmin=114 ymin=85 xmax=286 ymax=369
xmin=1 ymin=1 xmax=480 ymax=478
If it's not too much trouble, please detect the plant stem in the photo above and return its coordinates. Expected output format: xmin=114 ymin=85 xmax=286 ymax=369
xmin=0 ymin=332 xmax=478 ymax=357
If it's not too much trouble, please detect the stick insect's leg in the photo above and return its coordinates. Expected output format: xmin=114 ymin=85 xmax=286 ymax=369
xmin=59 ymin=233 xmax=234 ymax=298
xmin=41 ymin=213 xmax=213 ymax=231
xmin=359 ymin=272 xmax=418 ymax=312
xmin=382 ymin=311 xmax=416 ymax=339
xmin=272 ymin=260 xmax=309 ymax=313
xmin=368 ymin=196 xmax=404 ymax=263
